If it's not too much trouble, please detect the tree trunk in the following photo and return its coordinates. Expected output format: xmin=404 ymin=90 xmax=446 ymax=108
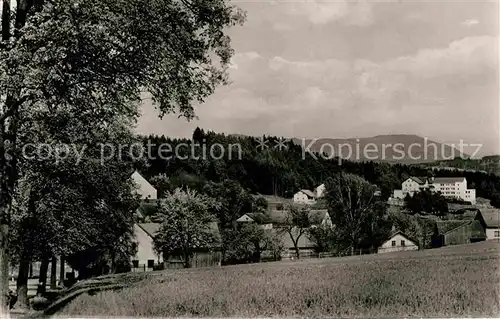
xmin=0 ymin=223 xmax=9 ymax=317
xmin=50 ymin=256 xmax=57 ymax=290
xmin=36 ymin=258 xmax=49 ymax=296
xmin=58 ymin=256 xmax=64 ymax=287
xmin=350 ymin=245 xmax=355 ymax=256
xmin=294 ymin=246 xmax=300 ymax=259
xmin=15 ymin=257 xmax=30 ymax=309
xmin=183 ymin=250 xmax=191 ymax=269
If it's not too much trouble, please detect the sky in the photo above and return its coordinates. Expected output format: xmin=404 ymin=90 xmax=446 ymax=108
xmin=137 ymin=0 xmax=500 ymax=156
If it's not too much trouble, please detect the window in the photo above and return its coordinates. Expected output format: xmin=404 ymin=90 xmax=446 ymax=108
xmin=132 ymin=260 xmax=139 ymax=268
xmin=494 ymin=231 xmax=500 ymax=238
xmin=147 ymin=259 xmax=155 ymax=268
xmin=401 ymin=240 xmax=405 ymax=246
xmin=391 ymin=240 xmax=396 ymax=247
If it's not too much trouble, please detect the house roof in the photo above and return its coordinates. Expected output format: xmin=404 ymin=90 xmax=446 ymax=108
xmin=299 ymin=189 xmax=316 ymax=198
xmin=432 ymin=177 xmax=466 ymax=184
xmin=435 ymin=220 xmax=486 ymax=239
xmin=477 ymin=209 xmax=500 ymax=228
xmin=434 ymin=220 xmax=471 ymax=235
xmin=384 ymin=230 xmax=418 ymax=246
xmin=410 ymin=176 xmax=427 ymax=184
xmin=137 ymin=223 xmax=161 ymax=238
xmin=447 ymin=203 xmax=475 ymax=212
xmin=243 ymin=213 xmax=272 ymax=224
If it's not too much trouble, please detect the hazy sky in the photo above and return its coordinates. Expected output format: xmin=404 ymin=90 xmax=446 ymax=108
xmin=137 ymin=0 xmax=499 ymax=156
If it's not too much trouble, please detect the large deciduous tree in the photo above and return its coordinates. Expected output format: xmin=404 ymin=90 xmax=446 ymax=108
xmin=324 ymin=173 xmax=383 ymax=256
xmin=0 ymin=0 xmax=244 ymax=313
xmin=153 ymin=188 xmax=221 ymax=268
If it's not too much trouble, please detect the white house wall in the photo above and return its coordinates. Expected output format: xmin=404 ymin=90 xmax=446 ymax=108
xmin=378 ymin=234 xmax=418 ymax=254
xmin=132 ymin=171 xmax=158 ymax=200
xmin=486 ymin=228 xmax=500 ymax=240
xmin=133 ymin=224 xmax=162 ymax=266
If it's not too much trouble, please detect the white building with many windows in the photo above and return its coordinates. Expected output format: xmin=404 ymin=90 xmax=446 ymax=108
xmin=392 ymin=176 xmax=476 ymax=204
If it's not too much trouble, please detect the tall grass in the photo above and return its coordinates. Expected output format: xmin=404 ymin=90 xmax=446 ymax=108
xmin=60 ymin=242 xmax=500 ymax=317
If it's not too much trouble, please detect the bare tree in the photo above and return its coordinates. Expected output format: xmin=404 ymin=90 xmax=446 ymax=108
xmin=280 ymin=205 xmax=311 ymax=259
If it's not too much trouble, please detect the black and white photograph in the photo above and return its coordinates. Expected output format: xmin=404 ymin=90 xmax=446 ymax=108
xmin=0 ymin=0 xmax=499 ymax=318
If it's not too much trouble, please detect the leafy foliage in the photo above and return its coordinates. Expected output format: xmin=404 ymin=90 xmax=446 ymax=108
xmin=153 ymin=188 xmax=220 ymax=268
xmin=324 ymin=173 xmax=386 ymax=254
xmin=404 ymin=190 xmax=449 ymax=215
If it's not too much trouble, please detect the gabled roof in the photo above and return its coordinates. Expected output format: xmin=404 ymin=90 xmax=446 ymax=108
xmin=298 ymin=189 xmax=316 ymax=198
xmin=434 ymin=220 xmax=471 ymax=235
xmin=137 ymin=223 xmax=161 ymax=238
xmin=477 ymin=209 xmax=500 ymax=228
xmin=409 ymin=176 xmax=427 ymax=184
xmin=384 ymin=230 xmax=418 ymax=246
xmin=242 ymin=213 xmax=272 ymax=224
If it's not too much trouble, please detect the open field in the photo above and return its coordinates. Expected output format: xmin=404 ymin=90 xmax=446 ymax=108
xmin=56 ymin=241 xmax=500 ymax=317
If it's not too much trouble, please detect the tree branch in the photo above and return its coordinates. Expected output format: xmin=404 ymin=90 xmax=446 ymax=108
xmin=0 ymin=94 xmax=33 ymax=124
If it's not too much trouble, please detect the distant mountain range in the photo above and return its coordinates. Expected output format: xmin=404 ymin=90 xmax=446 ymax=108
xmin=292 ymin=134 xmax=470 ymax=164
xmin=229 ymin=133 xmax=500 ymax=169
xmin=228 ymin=132 xmax=499 ymax=174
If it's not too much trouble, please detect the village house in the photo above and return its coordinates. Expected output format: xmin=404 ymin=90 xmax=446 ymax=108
xmin=132 ymin=222 xmax=222 ymax=270
xmin=392 ymin=176 xmax=476 ymax=204
xmin=474 ymin=208 xmax=500 ymax=240
xmin=378 ymin=230 xmax=419 ymax=254
xmin=15 ymin=171 xmax=157 ymax=287
xmin=293 ymin=189 xmax=317 ymax=204
xmin=292 ymin=183 xmax=332 ymax=204
xmin=132 ymin=223 xmax=162 ymax=271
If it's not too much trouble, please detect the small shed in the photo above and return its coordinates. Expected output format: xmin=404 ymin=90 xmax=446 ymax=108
xmin=431 ymin=220 xmax=486 ymax=247
xmin=378 ymin=231 xmax=419 ymax=254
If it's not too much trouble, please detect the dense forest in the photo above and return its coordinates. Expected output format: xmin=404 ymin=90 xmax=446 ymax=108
xmin=136 ymin=128 xmax=500 ymax=204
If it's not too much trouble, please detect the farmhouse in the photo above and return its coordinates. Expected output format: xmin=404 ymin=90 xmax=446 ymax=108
xmin=392 ymin=176 xmax=476 ymax=204
xmin=132 ymin=223 xmax=162 ymax=271
xmin=431 ymin=220 xmax=486 ymax=247
xmin=378 ymin=231 xmax=418 ymax=253
xmin=474 ymin=208 xmax=500 ymax=240
xmin=293 ymin=189 xmax=317 ymax=204
xmin=131 ymin=222 xmax=222 ymax=271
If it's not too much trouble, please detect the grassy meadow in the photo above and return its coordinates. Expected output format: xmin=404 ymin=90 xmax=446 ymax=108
xmin=58 ymin=241 xmax=500 ymax=317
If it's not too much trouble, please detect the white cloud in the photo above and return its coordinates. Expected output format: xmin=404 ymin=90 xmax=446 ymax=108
xmin=462 ymin=19 xmax=479 ymax=27
xmin=386 ymin=36 xmax=497 ymax=78
xmin=285 ymin=0 xmax=374 ymax=26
